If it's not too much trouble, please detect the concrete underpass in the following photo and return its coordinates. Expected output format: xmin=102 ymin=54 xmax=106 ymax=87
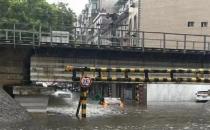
xmin=29 ymin=47 xmax=210 ymax=102
xmin=1 ymin=45 xmax=210 ymax=129
xmin=0 ymin=46 xmax=210 ymax=101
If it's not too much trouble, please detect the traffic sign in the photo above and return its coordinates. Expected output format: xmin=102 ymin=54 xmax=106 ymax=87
xmin=80 ymin=77 xmax=92 ymax=88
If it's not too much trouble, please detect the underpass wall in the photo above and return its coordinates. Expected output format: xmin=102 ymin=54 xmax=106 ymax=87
xmin=30 ymin=56 xmax=72 ymax=82
xmin=29 ymin=49 xmax=210 ymax=102
xmin=147 ymin=83 xmax=210 ymax=101
xmin=30 ymin=55 xmax=206 ymax=82
xmin=0 ymin=46 xmax=31 ymax=86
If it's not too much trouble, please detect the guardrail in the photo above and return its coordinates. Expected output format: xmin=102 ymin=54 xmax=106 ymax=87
xmin=0 ymin=25 xmax=210 ymax=53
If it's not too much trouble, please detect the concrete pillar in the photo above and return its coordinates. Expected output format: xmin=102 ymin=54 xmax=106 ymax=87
xmin=116 ymin=84 xmax=120 ymax=97
xmin=132 ymin=84 xmax=136 ymax=100
xmin=101 ymin=84 xmax=104 ymax=97
xmin=120 ymin=85 xmax=123 ymax=98
xmin=111 ymin=84 xmax=117 ymax=97
xmin=138 ymin=84 xmax=147 ymax=106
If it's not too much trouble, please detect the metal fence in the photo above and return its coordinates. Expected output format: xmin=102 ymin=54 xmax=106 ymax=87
xmin=0 ymin=23 xmax=210 ymax=53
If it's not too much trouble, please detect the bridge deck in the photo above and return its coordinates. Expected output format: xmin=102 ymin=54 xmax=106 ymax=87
xmin=0 ymin=27 xmax=210 ymax=54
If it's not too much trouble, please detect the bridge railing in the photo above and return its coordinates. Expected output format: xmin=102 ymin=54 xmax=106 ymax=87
xmin=0 ymin=23 xmax=210 ymax=53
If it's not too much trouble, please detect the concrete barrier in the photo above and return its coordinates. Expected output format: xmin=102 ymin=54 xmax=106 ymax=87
xmin=13 ymin=86 xmax=53 ymax=112
xmin=147 ymin=83 xmax=210 ymax=101
xmin=15 ymin=95 xmax=49 ymax=113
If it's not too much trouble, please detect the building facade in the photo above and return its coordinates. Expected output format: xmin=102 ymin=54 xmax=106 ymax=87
xmin=78 ymin=0 xmax=210 ymax=50
xmin=140 ymin=0 xmax=210 ymax=34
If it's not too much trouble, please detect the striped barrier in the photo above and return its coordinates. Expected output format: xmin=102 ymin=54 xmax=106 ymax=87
xmin=66 ymin=66 xmax=210 ymax=83
xmin=72 ymin=77 xmax=210 ymax=83
xmin=66 ymin=66 xmax=210 ymax=74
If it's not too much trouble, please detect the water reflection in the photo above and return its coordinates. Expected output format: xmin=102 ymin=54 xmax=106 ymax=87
xmin=48 ymin=92 xmax=125 ymax=118
xmin=2 ymin=91 xmax=210 ymax=130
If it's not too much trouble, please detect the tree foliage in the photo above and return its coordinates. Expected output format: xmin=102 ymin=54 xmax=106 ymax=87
xmin=0 ymin=0 xmax=76 ymax=31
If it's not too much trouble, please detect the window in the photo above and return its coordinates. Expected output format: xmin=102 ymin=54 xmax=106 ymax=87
xmin=188 ymin=21 xmax=194 ymax=27
xmin=201 ymin=22 xmax=208 ymax=27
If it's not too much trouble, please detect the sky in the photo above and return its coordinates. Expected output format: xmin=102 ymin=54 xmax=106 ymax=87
xmin=47 ymin=0 xmax=89 ymax=16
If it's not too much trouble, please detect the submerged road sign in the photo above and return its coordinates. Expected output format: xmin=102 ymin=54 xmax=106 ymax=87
xmin=80 ymin=77 xmax=92 ymax=88
xmin=75 ymin=77 xmax=92 ymax=118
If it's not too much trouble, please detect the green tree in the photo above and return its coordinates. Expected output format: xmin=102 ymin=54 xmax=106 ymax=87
xmin=0 ymin=0 xmax=76 ymax=31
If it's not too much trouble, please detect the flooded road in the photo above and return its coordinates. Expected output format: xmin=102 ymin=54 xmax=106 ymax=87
xmin=1 ymin=92 xmax=210 ymax=130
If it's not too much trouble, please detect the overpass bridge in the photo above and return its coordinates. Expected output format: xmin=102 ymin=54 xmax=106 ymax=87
xmin=1 ymin=25 xmax=210 ymax=102
xmin=1 ymin=25 xmax=210 ymax=86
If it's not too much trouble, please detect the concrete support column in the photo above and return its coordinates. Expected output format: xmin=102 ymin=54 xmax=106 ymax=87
xmin=132 ymin=84 xmax=136 ymax=100
xmin=120 ymin=85 xmax=124 ymax=99
xmin=111 ymin=84 xmax=117 ymax=97
xmin=101 ymin=84 xmax=104 ymax=97
xmin=116 ymin=84 xmax=120 ymax=97
xmin=138 ymin=84 xmax=147 ymax=106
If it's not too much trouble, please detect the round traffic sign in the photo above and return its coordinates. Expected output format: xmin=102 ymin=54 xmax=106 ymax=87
xmin=80 ymin=77 xmax=92 ymax=88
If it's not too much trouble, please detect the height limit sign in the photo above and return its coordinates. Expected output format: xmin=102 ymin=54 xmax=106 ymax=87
xmin=80 ymin=77 xmax=92 ymax=88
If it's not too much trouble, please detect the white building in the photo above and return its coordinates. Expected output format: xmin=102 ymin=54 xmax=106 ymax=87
xmin=126 ymin=0 xmax=210 ymax=50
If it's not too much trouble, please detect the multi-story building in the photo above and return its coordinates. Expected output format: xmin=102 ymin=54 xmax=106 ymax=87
xmin=78 ymin=0 xmax=119 ymax=45
xmin=96 ymin=0 xmax=135 ymax=46
xmin=88 ymin=0 xmax=136 ymax=47
xmin=77 ymin=0 xmax=98 ymax=44
xmin=138 ymin=0 xmax=210 ymax=34
xmin=126 ymin=0 xmax=210 ymax=50
xmin=79 ymin=0 xmax=210 ymax=50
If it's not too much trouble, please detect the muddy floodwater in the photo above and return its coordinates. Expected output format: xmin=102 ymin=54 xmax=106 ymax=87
xmin=1 ymin=93 xmax=210 ymax=130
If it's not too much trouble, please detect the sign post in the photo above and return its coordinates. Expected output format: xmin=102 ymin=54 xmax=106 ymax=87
xmin=76 ymin=77 xmax=92 ymax=118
